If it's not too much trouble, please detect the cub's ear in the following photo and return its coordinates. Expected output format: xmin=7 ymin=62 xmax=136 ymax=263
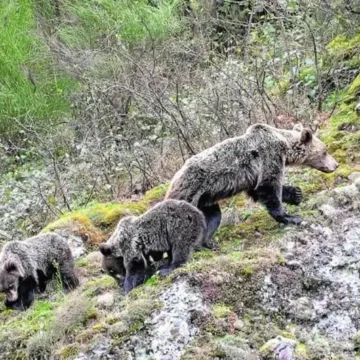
xmin=99 ymin=243 xmax=113 ymax=257
xmin=293 ymin=123 xmax=304 ymax=132
xmin=5 ymin=259 xmax=25 ymax=277
xmin=300 ymin=128 xmax=313 ymax=144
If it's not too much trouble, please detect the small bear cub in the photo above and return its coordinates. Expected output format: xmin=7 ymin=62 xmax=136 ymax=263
xmin=0 ymin=233 xmax=79 ymax=310
xmin=99 ymin=199 xmax=206 ymax=293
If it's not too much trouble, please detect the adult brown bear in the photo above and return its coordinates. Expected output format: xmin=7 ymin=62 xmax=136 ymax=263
xmin=166 ymin=123 xmax=339 ymax=248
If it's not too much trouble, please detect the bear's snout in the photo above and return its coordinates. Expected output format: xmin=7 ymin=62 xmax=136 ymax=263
xmin=321 ymin=155 xmax=339 ymax=173
xmin=6 ymin=289 xmax=18 ymax=302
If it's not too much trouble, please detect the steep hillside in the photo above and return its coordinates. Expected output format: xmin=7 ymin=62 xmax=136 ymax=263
xmin=1 ymin=1 xmax=360 ymax=359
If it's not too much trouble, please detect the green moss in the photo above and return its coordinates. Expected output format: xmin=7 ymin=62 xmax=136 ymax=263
xmin=145 ymin=275 xmax=161 ymax=287
xmin=42 ymin=200 xmax=149 ymax=245
xmin=348 ymin=74 xmax=360 ymax=98
xmin=327 ymin=32 xmax=360 ymax=70
xmin=60 ymin=344 xmax=79 ymax=360
xmin=327 ymin=33 xmax=360 ymax=55
xmin=319 ymin=72 xmax=360 ymax=173
xmin=242 ymin=264 xmax=254 ymax=277
xmin=295 ymin=343 xmax=309 ymax=359
xmin=354 ymin=331 xmax=360 ymax=349
xmin=142 ymin=183 xmax=169 ymax=203
xmin=76 ymin=257 xmax=90 ymax=267
xmin=0 ymin=300 xmax=57 ymax=358
xmin=277 ymin=254 xmax=285 ymax=265
xmin=215 ymin=207 xmax=283 ymax=249
xmin=92 ymin=323 xmax=107 ymax=332
xmin=212 ymin=303 xmax=232 ymax=319
xmin=84 ymin=275 xmax=117 ymax=296
xmin=221 ymin=193 xmax=247 ymax=209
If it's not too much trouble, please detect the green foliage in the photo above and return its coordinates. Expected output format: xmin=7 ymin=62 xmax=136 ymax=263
xmin=0 ymin=0 xmax=76 ymax=139
xmin=54 ymin=0 xmax=183 ymax=49
xmin=327 ymin=32 xmax=360 ymax=59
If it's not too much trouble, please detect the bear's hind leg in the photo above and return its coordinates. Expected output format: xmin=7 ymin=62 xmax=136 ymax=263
xmin=59 ymin=262 xmax=79 ymax=291
xmin=282 ymin=186 xmax=303 ymax=205
xmin=198 ymin=203 xmax=222 ymax=249
xmin=248 ymin=185 xmax=303 ymax=225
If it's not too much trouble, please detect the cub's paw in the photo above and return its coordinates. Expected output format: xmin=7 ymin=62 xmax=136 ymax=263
xmin=291 ymin=187 xmax=303 ymax=206
xmin=285 ymin=215 xmax=303 ymax=225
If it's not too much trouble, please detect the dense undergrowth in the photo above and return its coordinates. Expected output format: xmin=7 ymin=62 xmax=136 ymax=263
xmin=1 ymin=0 xmax=360 ymax=359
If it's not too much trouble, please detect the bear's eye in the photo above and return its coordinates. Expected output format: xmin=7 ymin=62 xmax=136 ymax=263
xmin=109 ymin=270 xmax=115 ymax=275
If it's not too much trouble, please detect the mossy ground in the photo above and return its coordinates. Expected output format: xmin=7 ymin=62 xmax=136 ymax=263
xmin=42 ymin=184 xmax=168 ymax=247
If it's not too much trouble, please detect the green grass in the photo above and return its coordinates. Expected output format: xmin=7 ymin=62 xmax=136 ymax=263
xmin=54 ymin=0 xmax=184 ymax=50
xmin=0 ymin=0 xmax=77 ymax=140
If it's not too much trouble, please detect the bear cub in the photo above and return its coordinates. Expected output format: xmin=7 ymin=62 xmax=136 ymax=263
xmin=0 ymin=233 xmax=79 ymax=310
xmin=99 ymin=199 xmax=206 ymax=293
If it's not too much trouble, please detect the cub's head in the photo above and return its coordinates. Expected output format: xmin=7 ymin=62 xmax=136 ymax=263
xmin=289 ymin=124 xmax=339 ymax=173
xmin=100 ymin=254 xmax=126 ymax=285
xmin=0 ymin=257 xmax=25 ymax=303
xmin=99 ymin=216 xmax=137 ymax=284
xmin=100 ymin=216 xmax=136 ymax=257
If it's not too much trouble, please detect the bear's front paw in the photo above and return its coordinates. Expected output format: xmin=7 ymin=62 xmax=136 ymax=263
xmin=285 ymin=215 xmax=303 ymax=225
xmin=283 ymin=186 xmax=303 ymax=205
xmin=157 ymin=267 xmax=173 ymax=277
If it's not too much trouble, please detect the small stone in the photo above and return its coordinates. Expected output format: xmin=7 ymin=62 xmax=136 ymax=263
xmin=109 ymin=321 xmax=127 ymax=336
xmin=234 ymin=319 xmax=244 ymax=330
xmin=354 ymin=177 xmax=360 ymax=192
xmin=319 ymin=204 xmax=339 ymax=219
xmin=349 ymin=172 xmax=360 ymax=183
xmin=97 ymin=292 xmax=115 ymax=308
xmin=355 ymin=102 xmax=360 ymax=114
xmin=334 ymin=184 xmax=358 ymax=198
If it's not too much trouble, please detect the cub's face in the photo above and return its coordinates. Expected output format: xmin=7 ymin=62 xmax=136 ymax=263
xmin=292 ymin=124 xmax=339 ymax=173
xmin=101 ymin=255 xmax=126 ymax=285
xmin=0 ymin=259 xmax=24 ymax=302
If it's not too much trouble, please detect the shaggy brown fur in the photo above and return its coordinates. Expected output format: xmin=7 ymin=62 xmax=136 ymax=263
xmin=166 ymin=123 xmax=338 ymax=246
xmin=0 ymin=233 xmax=79 ymax=310
xmin=100 ymin=199 xmax=206 ymax=293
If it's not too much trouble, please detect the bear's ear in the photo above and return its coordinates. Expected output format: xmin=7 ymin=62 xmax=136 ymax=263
xmin=300 ymin=128 xmax=313 ymax=144
xmin=4 ymin=259 xmax=25 ymax=277
xmin=293 ymin=123 xmax=304 ymax=132
xmin=99 ymin=243 xmax=113 ymax=257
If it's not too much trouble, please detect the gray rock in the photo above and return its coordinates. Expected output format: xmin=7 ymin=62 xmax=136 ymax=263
xmin=234 ymin=319 xmax=245 ymax=330
xmin=355 ymin=102 xmax=360 ymax=113
xmin=97 ymin=292 xmax=115 ymax=309
xmin=318 ymin=204 xmax=339 ymax=219
xmin=260 ymin=336 xmax=296 ymax=360
xmin=54 ymin=229 xmax=86 ymax=259
xmin=218 ymin=335 xmax=256 ymax=360
xmin=333 ymin=184 xmax=358 ymax=198
xmin=349 ymin=172 xmax=360 ymax=183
